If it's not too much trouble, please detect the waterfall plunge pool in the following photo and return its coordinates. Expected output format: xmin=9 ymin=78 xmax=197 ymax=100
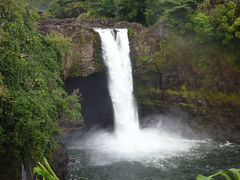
xmin=62 ymin=129 xmax=240 ymax=180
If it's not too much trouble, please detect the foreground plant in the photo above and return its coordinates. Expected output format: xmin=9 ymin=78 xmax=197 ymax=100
xmin=33 ymin=157 xmax=89 ymax=180
xmin=33 ymin=157 xmax=59 ymax=180
xmin=197 ymin=168 xmax=240 ymax=180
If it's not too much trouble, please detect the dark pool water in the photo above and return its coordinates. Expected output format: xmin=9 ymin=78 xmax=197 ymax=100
xmin=63 ymin=131 xmax=240 ymax=180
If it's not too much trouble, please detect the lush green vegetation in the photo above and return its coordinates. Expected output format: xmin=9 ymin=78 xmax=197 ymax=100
xmin=192 ymin=0 xmax=240 ymax=48
xmin=47 ymin=0 xmax=164 ymax=24
xmin=0 ymin=0 xmax=81 ymax=170
xmin=45 ymin=0 xmax=240 ymax=48
xmin=197 ymin=168 xmax=240 ymax=180
xmin=137 ymin=30 xmax=240 ymax=112
xmin=133 ymin=0 xmax=240 ymax=111
xmin=46 ymin=0 xmax=199 ymax=25
xmin=48 ymin=0 xmax=101 ymax=19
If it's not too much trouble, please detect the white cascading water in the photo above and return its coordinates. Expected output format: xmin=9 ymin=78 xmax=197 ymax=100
xmin=70 ymin=28 xmax=199 ymax=166
xmin=95 ymin=28 xmax=139 ymax=135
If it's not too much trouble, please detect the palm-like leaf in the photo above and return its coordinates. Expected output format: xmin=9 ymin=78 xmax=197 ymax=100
xmin=197 ymin=168 xmax=240 ymax=180
xmin=33 ymin=157 xmax=59 ymax=180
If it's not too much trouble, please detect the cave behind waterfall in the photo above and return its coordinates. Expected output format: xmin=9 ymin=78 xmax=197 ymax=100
xmin=64 ymin=72 xmax=114 ymax=129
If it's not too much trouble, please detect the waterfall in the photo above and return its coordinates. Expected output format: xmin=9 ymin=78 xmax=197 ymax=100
xmin=95 ymin=29 xmax=139 ymax=134
xmin=75 ymin=28 xmax=197 ymax=163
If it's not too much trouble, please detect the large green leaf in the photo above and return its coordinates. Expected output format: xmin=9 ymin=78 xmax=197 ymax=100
xmin=220 ymin=173 xmax=232 ymax=180
xmin=197 ymin=168 xmax=240 ymax=180
xmin=229 ymin=169 xmax=240 ymax=180
xmin=196 ymin=174 xmax=213 ymax=180
xmin=43 ymin=157 xmax=58 ymax=178
xmin=33 ymin=166 xmax=53 ymax=180
xmin=33 ymin=161 xmax=59 ymax=180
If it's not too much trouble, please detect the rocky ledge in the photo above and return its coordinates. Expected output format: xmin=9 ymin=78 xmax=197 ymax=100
xmin=38 ymin=18 xmax=144 ymax=32
xmin=138 ymin=90 xmax=240 ymax=142
xmin=50 ymin=143 xmax=68 ymax=180
xmin=38 ymin=18 xmax=160 ymax=79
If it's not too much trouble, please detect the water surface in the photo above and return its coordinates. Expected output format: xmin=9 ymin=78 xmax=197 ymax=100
xmin=63 ymin=131 xmax=240 ymax=180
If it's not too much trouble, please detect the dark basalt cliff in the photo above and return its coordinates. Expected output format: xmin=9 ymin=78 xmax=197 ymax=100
xmin=38 ymin=18 xmax=159 ymax=79
xmin=39 ymin=18 xmax=103 ymax=79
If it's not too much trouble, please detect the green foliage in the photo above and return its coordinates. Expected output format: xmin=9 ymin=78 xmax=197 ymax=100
xmin=114 ymin=0 xmax=145 ymax=23
xmin=128 ymin=28 xmax=136 ymax=37
xmin=140 ymin=56 xmax=151 ymax=62
xmin=45 ymin=0 xmax=240 ymax=45
xmin=46 ymin=0 xmax=199 ymax=26
xmin=192 ymin=13 xmax=214 ymax=42
xmin=197 ymin=168 xmax=240 ymax=180
xmin=46 ymin=0 xmax=154 ymax=24
xmin=45 ymin=0 xmax=197 ymax=26
xmin=49 ymin=0 xmax=84 ymax=18
xmin=48 ymin=31 xmax=73 ymax=77
xmin=150 ymin=31 xmax=240 ymax=95
xmin=144 ymin=0 xmax=161 ymax=25
xmin=163 ymin=0 xmax=198 ymax=33
xmin=49 ymin=0 xmax=101 ymax=19
xmin=192 ymin=0 xmax=240 ymax=47
xmin=0 ymin=74 xmax=9 ymax=152
xmin=33 ymin=157 xmax=59 ymax=180
xmin=0 ymin=0 xmax=82 ymax=167
xmin=98 ymin=0 xmax=116 ymax=18
xmin=144 ymin=0 xmax=174 ymax=25
xmin=34 ymin=157 xmax=89 ymax=180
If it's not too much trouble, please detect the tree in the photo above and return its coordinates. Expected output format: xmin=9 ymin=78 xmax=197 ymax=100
xmin=49 ymin=0 xmax=86 ymax=18
xmin=144 ymin=0 xmax=178 ymax=25
xmin=163 ymin=0 xmax=199 ymax=33
xmin=98 ymin=0 xmax=116 ymax=18
xmin=192 ymin=0 xmax=240 ymax=47
xmin=192 ymin=13 xmax=214 ymax=42
xmin=115 ymin=0 xmax=146 ymax=23
xmin=0 ymin=0 xmax=81 ymax=172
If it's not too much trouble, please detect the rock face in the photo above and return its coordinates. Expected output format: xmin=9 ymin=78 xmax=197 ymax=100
xmin=136 ymin=67 xmax=240 ymax=142
xmin=50 ymin=143 xmax=68 ymax=180
xmin=64 ymin=72 xmax=114 ymax=129
xmin=0 ymin=152 xmax=21 ymax=180
xmin=137 ymin=89 xmax=240 ymax=142
xmin=130 ymin=19 xmax=166 ymax=74
xmin=38 ymin=18 xmax=149 ymax=79
xmin=39 ymin=18 xmax=103 ymax=79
